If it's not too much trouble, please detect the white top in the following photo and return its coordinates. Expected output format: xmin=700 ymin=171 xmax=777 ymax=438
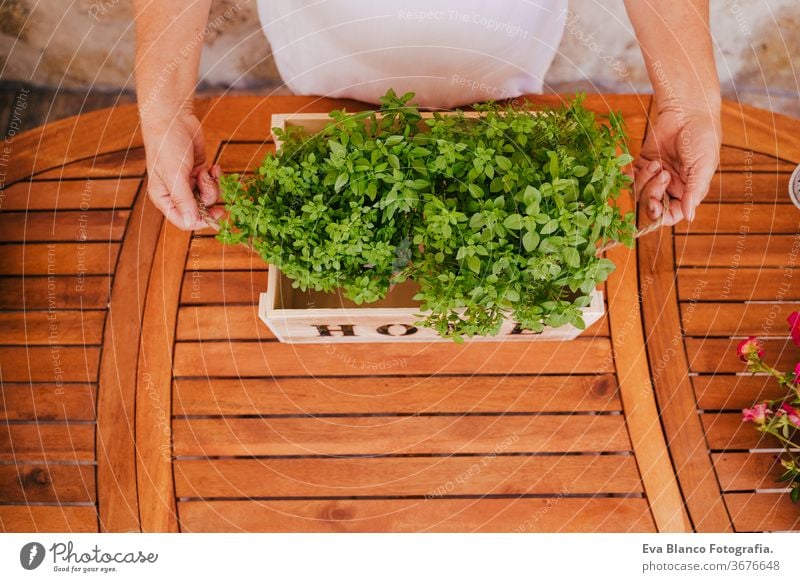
xmin=257 ymin=0 xmax=567 ymax=108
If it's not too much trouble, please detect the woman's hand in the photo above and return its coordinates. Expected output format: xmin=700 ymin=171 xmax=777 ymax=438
xmin=634 ymin=105 xmax=721 ymax=226
xmin=140 ymin=108 xmax=224 ymax=230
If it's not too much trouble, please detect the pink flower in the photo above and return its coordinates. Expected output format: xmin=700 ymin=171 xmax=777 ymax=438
xmin=788 ymin=312 xmax=800 ymax=347
xmin=794 ymin=362 xmax=800 ymax=384
xmin=737 ymin=336 xmax=764 ymax=362
xmin=780 ymin=403 xmax=800 ymax=426
xmin=742 ymin=403 xmax=768 ymax=424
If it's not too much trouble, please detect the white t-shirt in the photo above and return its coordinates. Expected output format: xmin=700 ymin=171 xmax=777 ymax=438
xmin=257 ymin=0 xmax=567 ymax=108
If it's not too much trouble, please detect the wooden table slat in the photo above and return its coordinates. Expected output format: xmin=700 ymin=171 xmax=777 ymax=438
xmin=0 ymin=505 xmax=98 ymax=532
xmin=0 ymin=210 xmax=129 ymax=242
xmin=678 ymin=268 xmax=800 ymax=302
xmin=175 ymin=455 xmax=643 ymax=498
xmin=0 ymin=423 xmax=95 ymax=461
xmin=0 ymin=243 xmax=121 ymax=275
xmin=174 ymin=415 xmax=632 ymax=457
xmin=0 ymin=311 xmax=105 ymax=345
xmin=173 ymin=374 xmax=621 ymax=416
xmin=0 ymin=179 xmax=140 ymax=211
xmin=173 ymin=338 xmax=616 ymax=377
xmin=713 ymin=452 xmax=788 ymax=491
xmin=0 ymin=384 xmax=96 ymax=421
xmin=0 ymin=463 xmax=96 ymax=503
xmin=725 ymin=493 xmax=800 ymax=532
xmin=178 ymin=497 xmax=655 ymax=532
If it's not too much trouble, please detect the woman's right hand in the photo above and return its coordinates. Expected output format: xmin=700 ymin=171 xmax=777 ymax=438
xmin=140 ymin=108 xmax=224 ymax=230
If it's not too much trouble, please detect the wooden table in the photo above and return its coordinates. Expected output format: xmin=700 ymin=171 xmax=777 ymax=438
xmin=2 ymin=94 xmax=799 ymax=533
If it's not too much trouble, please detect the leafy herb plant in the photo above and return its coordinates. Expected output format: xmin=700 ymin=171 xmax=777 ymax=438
xmin=219 ymin=90 xmax=635 ymax=339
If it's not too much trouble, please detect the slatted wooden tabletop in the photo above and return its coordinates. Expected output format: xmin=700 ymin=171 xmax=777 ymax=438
xmin=1 ymin=94 xmax=799 ymax=533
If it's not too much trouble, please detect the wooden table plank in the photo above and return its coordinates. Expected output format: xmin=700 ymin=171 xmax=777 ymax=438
xmin=0 ymin=346 xmax=101 ymax=382
xmin=0 ymin=311 xmax=105 ymax=345
xmin=702 ymin=413 xmax=786 ymax=450
xmin=0 ymin=276 xmax=111 ymax=310
xmin=173 ymin=338 xmax=615 ymax=377
xmin=0 ymin=423 xmax=95 ymax=461
xmin=0 ymin=463 xmax=96 ymax=503
xmin=178 ymin=497 xmax=655 ymax=532
xmin=681 ymin=302 xmax=800 ymax=337
xmin=0 ymin=243 xmax=121 ymax=275
xmin=0 ymin=210 xmax=129 ymax=242
xmin=638 ymin=207 xmax=733 ymax=529
xmin=687 ymin=338 xmax=797 ymax=373
xmin=96 ymin=179 xmax=163 ymax=533
xmin=678 ymin=268 xmax=800 ymax=301
xmin=675 ymin=203 xmax=800 ymax=234
xmin=0 ymin=179 xmax=140 ymax=211
xmin=216 ymin=141 xmax=275 ymax=173
xmin=180 ymin=270 xmax=268 ymax=305
xmin=176 ymin=304 xmax=273 ymax=341
xmin=0 ymin=384 xmax=96 ymax=421
xmin=724 ymin=493 xmax=800 ymax=532
xmin=136 ymin=221 xmax=192 ymax=533
xmin=35 ymin=148 xmax=146 ymax=179
xmin=187 ymin=237 xmax=268 ymax=271
xmin=693 ymin=375 xmax=785 ymax=410
xmin=713 ymin=452 xmax=787 ymax=491
xmin=175 ymin=455 xmax=643 ymax=498
xmin=0 ymin=505 xmax=97 ymax=532
xmin=174 ymin=415 xmax=631 ymax=457
xmin=706 ymin=172 xmax=791 ymax=204
xmin=676 ymin=235 xmax=799 ymax=268
xmin=174 ymin=375 xmax=621 ymax=416
xmin=718 ymin=146 xmax=795 ymax=171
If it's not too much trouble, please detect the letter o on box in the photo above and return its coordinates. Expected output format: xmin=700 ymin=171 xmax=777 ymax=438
xmin=376 ymin=324 xmax=418 ymax=337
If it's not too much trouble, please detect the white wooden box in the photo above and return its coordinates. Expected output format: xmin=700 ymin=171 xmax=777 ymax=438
xmin=258 ymin=112 xmax=605 ymax=343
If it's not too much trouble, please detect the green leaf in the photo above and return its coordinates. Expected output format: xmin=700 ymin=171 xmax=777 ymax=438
xmin=334 ymin=173 xmax=349 ymax=192
xmin=468 ymin=184 xmax=484 ymax=198
xmin=503 ymin=214 xmax=523 ymax=230
xmin=467 ymin=255 xmax=481 ymax=274
xmin=495 ymin=155 xmax=512 ymax=171
xmin=548 ymin=152 xmax=559 ymax=179
xmin=523 ymin=185 xmax=541 ymax=205
xmin=328 ymin=140 xmax=346 ymax=156
xmin=562 ymin=247 xmax=581 ymax=269
xmin=540 ymin=219 xmax=559 ymax=235
xmin=469 ymin=213 xmax=486 ymax=229
xmin=617 ymin=153 xmax=634 ymax=166
xmin=522 ymin=230 xmax=539 ymax=252
xmin=572 ymin=165 xmax=588 ymax=177
xmin=505 ymin=289 xmax=520 ymax=302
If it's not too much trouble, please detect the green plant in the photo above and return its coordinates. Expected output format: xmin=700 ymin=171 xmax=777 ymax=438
xmin=219 ymin=90 xmax=635 ymax=339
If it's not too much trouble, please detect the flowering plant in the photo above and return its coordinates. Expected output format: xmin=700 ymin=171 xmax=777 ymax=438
xmin=738 ymin=313 xmax=800 ymax=503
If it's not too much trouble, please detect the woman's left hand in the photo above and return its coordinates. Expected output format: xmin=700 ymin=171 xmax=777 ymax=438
xmin=633 ymin=104 xmax=721 ymax=226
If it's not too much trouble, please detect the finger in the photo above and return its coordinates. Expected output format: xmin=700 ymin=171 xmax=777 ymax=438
xmin=147 ymin=175 xmax=189 ymax=230
xmin=639 ymin=170 xmax=671 ymax=220
xmin=633 ymin=160 xmax=662 ymax=203
xmin=158 ymin=165 xmax=201 ymax=230
xmin=681 ymin=159 xmax=716 ymax=223
xmin=210 ymin=164 xmax=223 ymax=180
xmin=196 ymin=167 xmax=220 ymax=206
xmin=208 ymin=206 xmax=225 ymax=221
xmin=660 ymin=197 xmax=686 ymax=227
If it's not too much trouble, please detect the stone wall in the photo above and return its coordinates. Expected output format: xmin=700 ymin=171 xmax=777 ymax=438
xmin=1 ymin=0 xmax=797 ymax=116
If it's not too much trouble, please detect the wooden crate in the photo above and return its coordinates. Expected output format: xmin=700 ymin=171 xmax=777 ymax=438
xmin=261 ymin=111 xmax=604 ymax=343
xmin=260 ymin=266 xmax=603 ymax=343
